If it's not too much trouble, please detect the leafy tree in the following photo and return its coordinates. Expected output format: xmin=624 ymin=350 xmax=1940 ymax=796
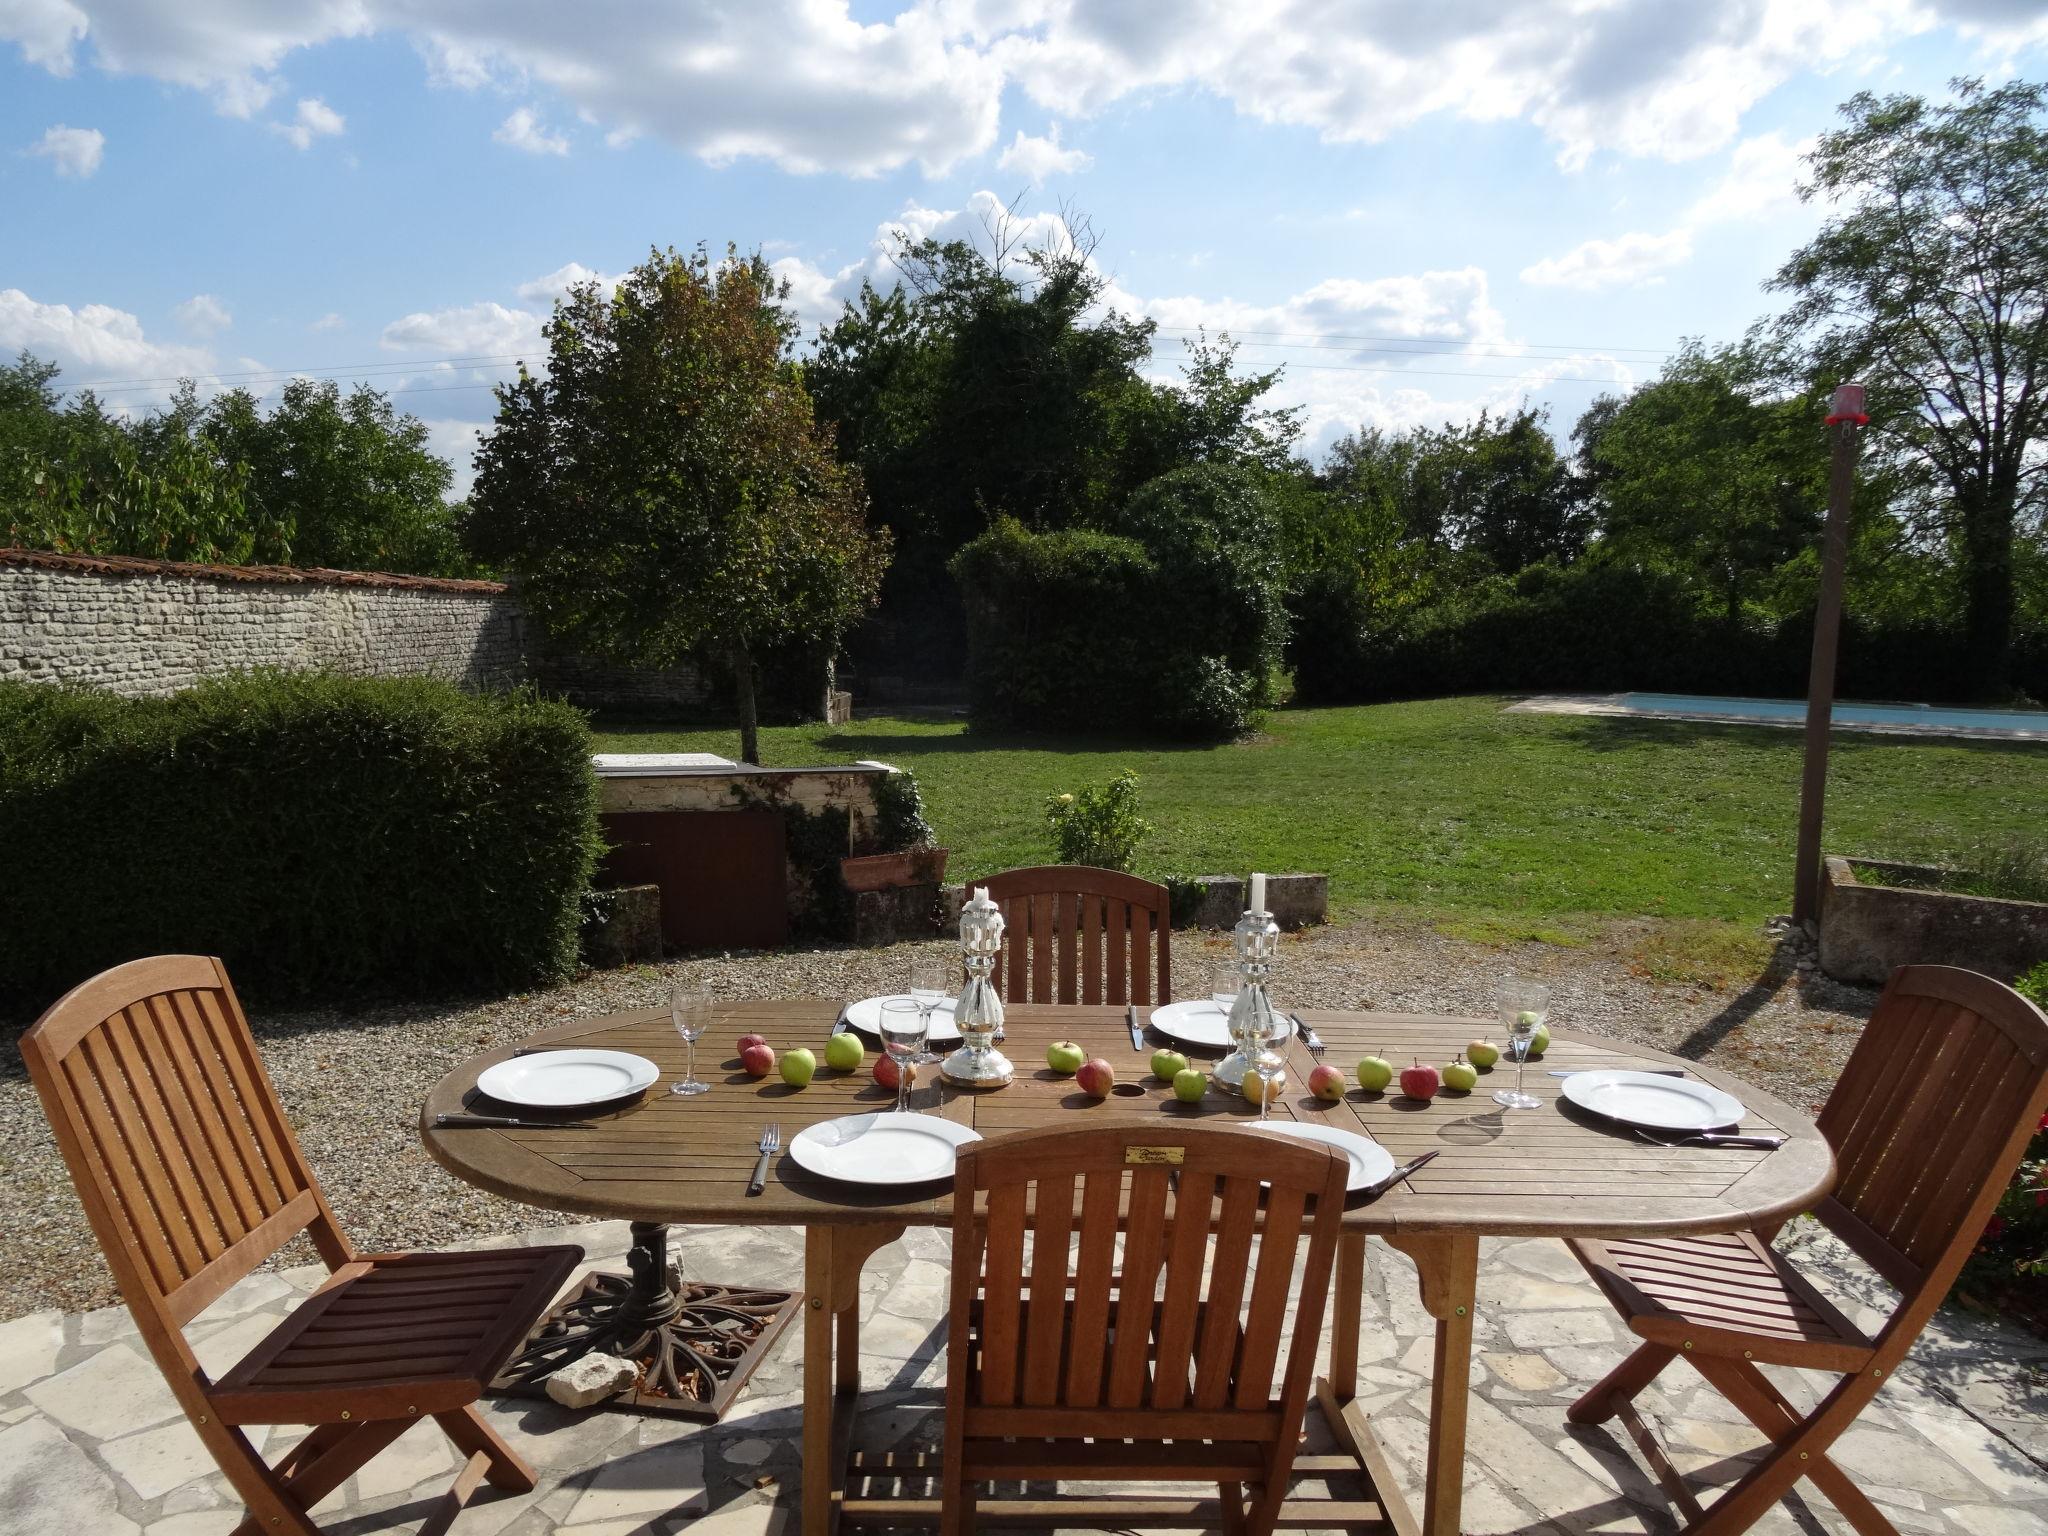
xmin=1575 ymin=343 xmax=1828 ymax=618
xmin=464 ymin=246 xmax=890 ymax=762
xmin=1768 ymin=78 xmax=2048 ymax=694
xmin=201 ymin=379 xmax=466 ymax=574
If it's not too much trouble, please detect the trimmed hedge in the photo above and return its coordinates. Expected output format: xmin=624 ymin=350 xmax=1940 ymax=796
xmin=1290 ymin=559 xmax=2048 ymax=705
xmin=951 ymin=465 xmax=1286 ymax=739
xmin=0 ymin=672 xmax=603 ymax=1012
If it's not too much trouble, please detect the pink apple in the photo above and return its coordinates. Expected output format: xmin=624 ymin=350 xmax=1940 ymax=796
xmin=1398 ymin=1061 xmax=1441 ymax=1101
xmin=737 ymin=1033 xmax=769 ymax=1055
xmin=874 ymin=1055 xmax=912 ymax=1092
xmin=740 ymin=1042 xmax=776 ymax=1078
xmin=1308 ymin=1063 xmax=1348 ymax=1101
xmin=1075 ymin=1058 xmax=1117 ymax=1097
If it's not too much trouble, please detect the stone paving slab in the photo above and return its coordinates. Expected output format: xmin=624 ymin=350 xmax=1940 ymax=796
xmin=0 ymin=1219 xmax=2044 ymax=1535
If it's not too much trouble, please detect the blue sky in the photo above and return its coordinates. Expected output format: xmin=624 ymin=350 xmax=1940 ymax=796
xmin=3 ymin=2 xmax=2044 ymax=492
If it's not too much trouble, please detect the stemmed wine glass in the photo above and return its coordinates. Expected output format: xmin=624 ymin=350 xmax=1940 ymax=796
xmin=908 ymin=953 xmax=954 ymax=1064
xmin=1493 ymin=978 xmax=1550 ymax=1110
xmin=670 ymin=979 xmax=711 ymax=1097
xmin=1249 ymin=1006 xmax=1292 ymax=1122
xmin=878 ymin=998 xmax=928 ymax=1115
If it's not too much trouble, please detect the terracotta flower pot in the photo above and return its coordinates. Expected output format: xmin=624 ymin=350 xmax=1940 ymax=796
xmin=840 ymin=847 xmax=950 ymax=892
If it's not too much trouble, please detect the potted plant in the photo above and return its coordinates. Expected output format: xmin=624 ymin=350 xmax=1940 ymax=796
xmin=840 ymin=770 xmax=949 ymax=891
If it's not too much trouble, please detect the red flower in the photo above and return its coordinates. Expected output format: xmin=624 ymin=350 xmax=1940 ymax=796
xmin=1986 ymin=1215 xmax=2010 ymax=1242
xmin=2035 ymin=1190 xmax=2048 ymax=1208
xmin=2037 ymin=1111 xmax=2048 ymax=1132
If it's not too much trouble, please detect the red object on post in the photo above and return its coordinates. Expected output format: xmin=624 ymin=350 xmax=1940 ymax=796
xmin=1825 ymin=382 xmax=1869 ymax=426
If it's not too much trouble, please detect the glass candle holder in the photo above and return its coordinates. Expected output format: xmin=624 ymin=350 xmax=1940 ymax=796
xmin=942 ymin=886 xmax=1014 ymax=1088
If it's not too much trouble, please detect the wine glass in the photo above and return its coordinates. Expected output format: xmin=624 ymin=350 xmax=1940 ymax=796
xmin=878 ymin=998 xmax=927 ymax=1115
xmin=1249 ymin=1006 xmax=1291 ymax=1122
xmin=1211 ymin=964 xmax=1240 ymax=1018
xmin=1493 ymin=978 xmax=1550 ymax=1110
xmin=670 ymin=979 xmax=711 ymax=1097
xmin=909 ymin=953 xmax=954 ymax=1064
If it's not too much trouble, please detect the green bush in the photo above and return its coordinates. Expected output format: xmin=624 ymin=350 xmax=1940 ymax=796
xmin=1045 ymin=770 xmax=1151 ymax=871
xmin=2018 ymin=962 xmax=2048 ymax=1010
xmin=1301 ymin=557 xmax=2048 ymax=705
xmin=950 ymin=465 xmax=1286 ymax=739
xmin=0 ymin=672 xmax=603 ymax=1012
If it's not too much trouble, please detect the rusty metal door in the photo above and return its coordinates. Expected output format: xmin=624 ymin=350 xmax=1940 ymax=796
xmin=598 ymin=811 xmax=789 ymax=951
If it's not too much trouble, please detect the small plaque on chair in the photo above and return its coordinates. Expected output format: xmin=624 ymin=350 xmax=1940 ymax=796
xmin=1125 ymin=1146 xmax=1185 ymax=1165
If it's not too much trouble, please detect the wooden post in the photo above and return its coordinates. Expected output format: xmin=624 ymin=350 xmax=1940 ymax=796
xmin=1792 ymin=383 xmax=1865 ymax=925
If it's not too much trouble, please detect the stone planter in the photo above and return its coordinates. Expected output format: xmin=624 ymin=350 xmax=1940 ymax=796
xmin=1819 ymin=856 xmax=2048 ymax=985
xmin=840 ymin=847 xmax=949 ymax=893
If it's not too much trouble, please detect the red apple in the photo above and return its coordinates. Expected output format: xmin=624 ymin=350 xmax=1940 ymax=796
xmin=1398 ymin=1061 xmax=1441 ymax=1101
xmin=737 ymin=1033 xmax=769 ymax=1055
xmin=1074 ymin=1058 xmax=1116 ymax=1097
xmin=1308 ymin=1063 xmax=1348 ymax=1101
xmin=740 ymin=1041 xmax=776 ymax=1078
xmin=874 ymin=1054 xmax=913 ymax=1092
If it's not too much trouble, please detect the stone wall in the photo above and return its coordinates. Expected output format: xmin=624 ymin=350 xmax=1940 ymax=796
xmin=0 ymin=549 xmax=708 ymax=710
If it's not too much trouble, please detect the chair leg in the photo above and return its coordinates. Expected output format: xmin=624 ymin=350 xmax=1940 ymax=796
xmin=434 ymin=1404 xmax=538 ymax=1492
xmin=1567 ymin=1341 xmax=1678 ymax=1425
xmin=1219 ymin=1479 xmax=1249 ymax=1536
xmin=939 ymin=1470 xmax=976 ymax=1536
xmin=228 ymin=1420 xmax=409 ymax=1536
xmin=1692 ymin=1359 xmax=1901 ymax=1536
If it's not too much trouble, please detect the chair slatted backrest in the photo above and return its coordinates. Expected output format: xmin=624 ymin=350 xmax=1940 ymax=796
xmin=1814 ymin=965 xmax=2048 ymax=1326
xmin=983 ymin=866 xmax=1173 ymax=1007
xmin=948 ymin=1123 xmax=1347 ymax=1433
xmin=20 ymin=956 xmax=351 ymax=1336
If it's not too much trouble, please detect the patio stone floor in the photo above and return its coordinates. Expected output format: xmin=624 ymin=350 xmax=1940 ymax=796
xmin=4 ymin=1219 xmax=2047 ymax=1536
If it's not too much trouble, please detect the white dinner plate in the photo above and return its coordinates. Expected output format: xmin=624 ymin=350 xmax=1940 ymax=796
xmin=476 ymin=1049 xmax=660 ymax=1109
xmin=1149 ymin=998 xmax=1299 ymax=1051
xmin=841 ymin=994 xmax=962 ymax=1046
xmin=1560 ymin=1069 xmax=1745 ymax=1132
xmin=1252 ymin=1121 xmax=1397 ymax=1193
xmin=786 ymin=1112 xmax=982 ymax=1186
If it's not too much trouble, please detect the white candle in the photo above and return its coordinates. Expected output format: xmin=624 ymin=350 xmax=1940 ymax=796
xmin=1250 ymin=872 xmax=1266 ymax=915
xmin=973 ymin=886 xmax=991 ymax=905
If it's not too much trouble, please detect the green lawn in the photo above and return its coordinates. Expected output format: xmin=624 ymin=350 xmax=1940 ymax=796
xmin=594 ymin=697 xmax=2046 ymax=933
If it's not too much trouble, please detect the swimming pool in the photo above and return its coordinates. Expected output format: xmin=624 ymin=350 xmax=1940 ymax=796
xmin=1508 ymin=692 xmax=2048 ymax=742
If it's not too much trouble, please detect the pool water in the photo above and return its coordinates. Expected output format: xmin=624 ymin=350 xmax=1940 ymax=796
xmin=1619 ymin=692 xmax=2048 ymax=738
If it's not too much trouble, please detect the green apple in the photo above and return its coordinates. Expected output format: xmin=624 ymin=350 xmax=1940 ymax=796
xmin=1466 ymin=1039 xmax=1500 ymax=1070
xmin=1356 ymin=1054 xmax=1394 ymax=1093
xmin=1172 ymin=1067 xmax=1207 ymax=1104
xmin=1046 ymin=1040 xmax=1086 ymax=1075
xmin=824 ymin=1031 xmax=864 ymax=1072
xmin=778 ymin=1047 xmax=817 ymax=1088
xmin=1528 ymin=1023 xmax=1551 ymax=1057
xmin=1150 ymin=1047 xmax=1190 ymax=1082
xmin=1442 ymin=1056 xmax=1479 ymax=1093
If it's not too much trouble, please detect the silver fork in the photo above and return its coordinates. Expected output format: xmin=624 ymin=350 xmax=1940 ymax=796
xmin=748 ymin=1123 xmax=782 ymax=1196
xmin=1293 ymin=1013 xmax=1326 ymax=1058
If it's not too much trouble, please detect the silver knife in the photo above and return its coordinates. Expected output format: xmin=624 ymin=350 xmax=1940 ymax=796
xmin=1127 ymin=1003 xmax=1145 ymax=1054
xmin=435 ymin=1112 xmax=595 ymax=1130
xmin=1367 ymin=1149 xmax=1439 ymax=1196
xmin=1548 ymin=1068 xmax=1684 ymax=1077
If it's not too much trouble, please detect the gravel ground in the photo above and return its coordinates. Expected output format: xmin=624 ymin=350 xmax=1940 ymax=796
xmin=0 ymin=915 xmax=1876 ymax=1321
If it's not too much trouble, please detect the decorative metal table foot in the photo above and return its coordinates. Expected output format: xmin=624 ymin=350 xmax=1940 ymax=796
xmin=495 ymin=1220 xmax=801 ymax=1420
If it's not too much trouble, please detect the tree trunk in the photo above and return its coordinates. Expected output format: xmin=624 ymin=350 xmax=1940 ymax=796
xmin=1957 ymin=483 xmax=2015 ymax=699
xmin=733 ymin=640 xmax=760 ymax=766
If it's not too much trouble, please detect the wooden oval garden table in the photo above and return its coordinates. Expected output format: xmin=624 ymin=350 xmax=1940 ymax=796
xmin=421 ymin=1000 xmax=1833 ymax=1536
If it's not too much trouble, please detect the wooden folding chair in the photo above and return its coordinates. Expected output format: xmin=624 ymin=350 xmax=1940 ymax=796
xmin=941 ymin=1122 xmax=1351 ymax=1535
xmin=983 ymin=864 xmax=1173 ymax=1005
xmin=1567 ymin=964 xmax=2048 ymax=1536
xmin=20 ymin=956 xmax=583 ymax=1536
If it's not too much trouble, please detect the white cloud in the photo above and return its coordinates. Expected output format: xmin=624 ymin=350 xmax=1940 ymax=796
xmin=26 ymin=123 xmax=103 ymax=176
xmin=271 ymin=95 xmax=344 ymax=149
xmin=1520 ymin=229 xmax=1696 ymax=292
xmin=0 ymin=0 xmax=1989 ymax=176
xmin=418 ymin=418 xmax=484 ymax=498
xmin=379 ymin=300 xmax=543 ymax=354
xmin=310 ymin=311 xmax=345 ymax=331
xmin=515 ymin=262 xmax=617 ymax=304
xmin=493 ymin=105 xmax=567 ymax=156
xmin=995 ymin=124 xmax=1090 ymax=184
xmin=1520 ymin=129 xmax=1815 ymax=291
xmin=173 ymin=293 xmax=231 ymax=337
xmin=0 ymin=287 xmax=216 ymax=397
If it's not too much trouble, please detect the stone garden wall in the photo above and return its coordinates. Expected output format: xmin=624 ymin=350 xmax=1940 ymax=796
xmin=0 ymin=549 xmax=707 ymax=710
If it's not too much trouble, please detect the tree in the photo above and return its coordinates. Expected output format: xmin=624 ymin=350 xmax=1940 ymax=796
xmin=1575 ymin=343 xmax=1828 ymax=618
xmin=1768 ymin=78 xmax=2048 ymax=693
xmin=464 ymin=247 xmax=890 ymax=763
xmin=201 ymin=379 xmax=465 ymax=574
